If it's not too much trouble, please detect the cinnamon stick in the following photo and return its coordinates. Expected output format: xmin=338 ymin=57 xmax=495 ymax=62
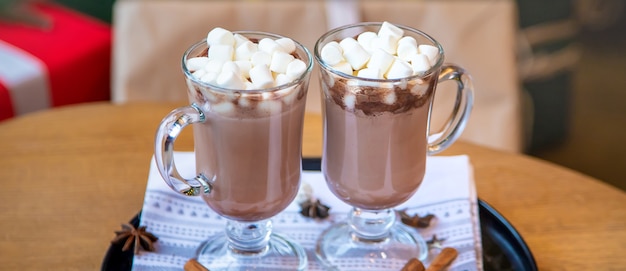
xmin=401 ymin=257 xmax=426 ymax=271
xmin=425 ymin=247 xmax=458 ymax=271
xmin=184 ymin=258 xmax=209 ymax=271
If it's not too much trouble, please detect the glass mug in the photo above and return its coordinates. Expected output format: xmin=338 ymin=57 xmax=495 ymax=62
xmin=314 ymin=22 xmax=474 ymax=269
xmin=154 ymin=31 xmax=313 ymax=271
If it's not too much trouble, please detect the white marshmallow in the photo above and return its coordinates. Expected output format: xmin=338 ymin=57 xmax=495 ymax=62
xmin=235 ymin=41 xmax=258 ymax=61
xmin=357 ymin=31 xmax=378 ymax=52
xmin=275 ymin=37 xmax=296 ymax=53
xmin=238 ymin=96 xmax=251 ymax=107
xmin=275 ymin=73 xmax=293 ymax=86
xmin=320 ymin=41 xmax=344 ymax=66
xmin=234 ymin=60 xmax=252 ymax=78
xmin=203 ymin=59 xmax=225 ymax=73
xmin=343 ymin=94 xmax=356 ymax=110
xmin=340 ymin=37 xmax=370 ymax=71
xmin=357 ymin=67 xmax=382 ymax=79
xmin=216 ymin=70 xmax=246 ymax=89
xmin=418 ymin=44 xmax=439 ymax=64
xmin=206 ymin=27 xmax=235 ymax=47
xmin=192 ymin=69 xmax=207 ymax=79
xmin=383 ymin=90 xmax=397 ymax=104
xmin=367 ymin=49 xmax=395 ymax=76
xmin=385 ymin=58 xmax=413 ymax=79
xmin=332 ymin=61 xmax=353 ymax=76
xmin=233 ymin=33 xmax=250 ymax=48
xmin=258 ymin=38 xmax=282 ymax=55
xmin=187 ymin=57 xmax=209 ymax=71
xmin=221 ymin=61 xmax=242 ymax=80
xmin=270 ymin=51 xmax=295 ymax=74
xmin=251 ymin=51 xmax=272 ymax=67
xmin=285 ymin=59 xmax=306 ymax=79
xmin=249 ymin=64 xmax=275 ymax=89
xmin=409 ymin=53 xmax=431 ymax=73
xmin=199 ymin=71 xmax=218 ymax=84
xmin=377 ymin=21 xmax=404 ymax=54
xmin=208 ymin=44 xmax=234 ymax=61
xmin=257 ymin=100 xmax=282 ymax=114
xmin=212 ymin=102 xmax=235 ymax=115
xmin=396 ymin=42 xmax=418 ymax=62
xmin=398 ymin=36 xmax=417 ymax=46
xmin=281 ymin=86 xmax=299 ymax=104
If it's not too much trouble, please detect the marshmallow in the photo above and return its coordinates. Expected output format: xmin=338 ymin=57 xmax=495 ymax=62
xmin=212 ymin=102 xmax=235 ymax=115
xmin=208 ymin=44 xmax=234 ymax=61
xmin=357 ymin=67 xmax=382 ymax=79
xmin=216 ymin=69 xmax=246 ymax=89
xmin=199 ymin=71 xmax=218 ymax=84
xmin=409 ymin=53 xmax=431 ymax=73
xmin=275 ymin=37 xmax=296 ymax=53
xmin=343 ymin=94 xmax=356 ymax=110
xmin=332 ymin=61 xmax=353 ymax=76
xmin=257 ymin=100 xmax=282 ymax=114
xmin=340 ymin=37 xmax=370 ymax=70
xmin=270 ymin=51 xmax=295 ymax=74
xmin=396 ymin=41 xmax=418 ymax=62
xmin=418 ymin=44 xmax=439 ymax=64
xmin=235 ymin=41 xmax=258 ymax=61
xmin=187 ymin=57 xmax=210 ymax=71
xmin=377 ymin=21 xmax=404 ymax=54
xmin=357 ymin=31 xmax=378 ymax=52
xmin=251 ymin=51 xmax=272 ymax=67
xmin=285 ymin=59 xmax=307 ymax=79
xmin=383 ymin=90 xmax=397 ymax=104
xmin=398 ymin=36 xmax=417 ymax=47
xmin=249 ymin=64 xmax=275 ymax=89
xmin=367 ymin=49 xmax=395 ymax=76
xmin=204 ymin=59 xmax=225 ymax=73
xmin=320 ymin=41 xmax=344 ymax=66
xmin=238 ymin=96 xmax=251 ymax=107
xmin=206 ymin=27 xmax=235 ymax=47
xmin=192 ymin=69 xmax=207 ymax=79
xmin=258 ymin=38 xmax=283 ymax=55
xmin=385 ymin=57 xmax=413 ymax=79
xmin=233 ymin=33 xmax=250 ymax=48
xmin=275 ymin=73 xmax=293 ymax=86
xmin=234 ymin=60 xmax=252 ymax=78
xmin=221 ymin=61 xmax=243 ymax=81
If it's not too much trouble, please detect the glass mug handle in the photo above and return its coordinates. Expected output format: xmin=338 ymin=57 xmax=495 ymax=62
xmin=427 ymin=64 xmax=474 ymax=155
xmin=154 ymin=103 xmax=212 ymax=196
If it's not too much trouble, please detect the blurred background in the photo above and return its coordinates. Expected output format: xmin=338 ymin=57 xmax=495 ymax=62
xmin=1 ymin=0 xmax=625 ymax=191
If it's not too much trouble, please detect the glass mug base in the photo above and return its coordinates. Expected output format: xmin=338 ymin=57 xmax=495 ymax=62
xmin=315 ymin=222 xmax=428 ymax=270
xmin=196 ymin=232 xmax=307 ymax=271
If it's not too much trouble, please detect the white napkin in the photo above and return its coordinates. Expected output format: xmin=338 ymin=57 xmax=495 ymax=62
xmin=132 ymin=152 xmax=483 ymax=271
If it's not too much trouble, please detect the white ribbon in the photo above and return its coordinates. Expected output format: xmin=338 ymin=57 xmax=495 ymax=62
xmin=0 ymin=40 xmax=51 ymax=116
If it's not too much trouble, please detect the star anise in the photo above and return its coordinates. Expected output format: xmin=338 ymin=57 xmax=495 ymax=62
xmin=426 ymin=234 xmax=446 ymax=249
xmin=111 ymin=223 xmax=158 ymax=254
xmin=299 ymin=199 xmax=331 ymax=219
xmin=397 ymin=209 xmax=436 ymax=228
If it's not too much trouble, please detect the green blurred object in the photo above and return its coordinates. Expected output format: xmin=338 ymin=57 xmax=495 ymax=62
xmin=54 ymin=0 xmax=115 ymax=23
xmin=516 ymin=0 xmax=577 ymax=152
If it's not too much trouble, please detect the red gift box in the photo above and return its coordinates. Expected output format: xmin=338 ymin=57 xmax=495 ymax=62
xmin=0 ymin=2 xmax=111 ymax=121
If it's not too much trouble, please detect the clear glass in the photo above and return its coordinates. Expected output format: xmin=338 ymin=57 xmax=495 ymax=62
xmin=154 ymin=32 xmax=313 ymax=271
xmin=314 ymin=22 xmax=473 ymax=270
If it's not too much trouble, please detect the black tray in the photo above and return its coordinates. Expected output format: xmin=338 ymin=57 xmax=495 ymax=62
xmin=102 ymin=158 xmax=537 ymax=271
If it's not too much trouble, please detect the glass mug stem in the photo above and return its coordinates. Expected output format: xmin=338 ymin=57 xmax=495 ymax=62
xmin=348 ymin=208 xmax=396 ymax=241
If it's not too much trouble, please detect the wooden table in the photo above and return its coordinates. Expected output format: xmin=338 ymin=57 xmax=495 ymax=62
xmin=0 ymin=102 xmax=625 ymax=270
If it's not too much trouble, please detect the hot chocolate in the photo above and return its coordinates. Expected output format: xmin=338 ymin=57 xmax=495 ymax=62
xmin=321 ymin=74 xmax=436 ymax=210
xmin=192 ymin=83 xmax=307 ymax=221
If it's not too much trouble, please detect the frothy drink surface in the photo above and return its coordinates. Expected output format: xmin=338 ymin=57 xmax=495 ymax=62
xmin=194 ymin=91 xmax=306 ymax=221
xmin=321 ymin=75 xmax=436 ymax=210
